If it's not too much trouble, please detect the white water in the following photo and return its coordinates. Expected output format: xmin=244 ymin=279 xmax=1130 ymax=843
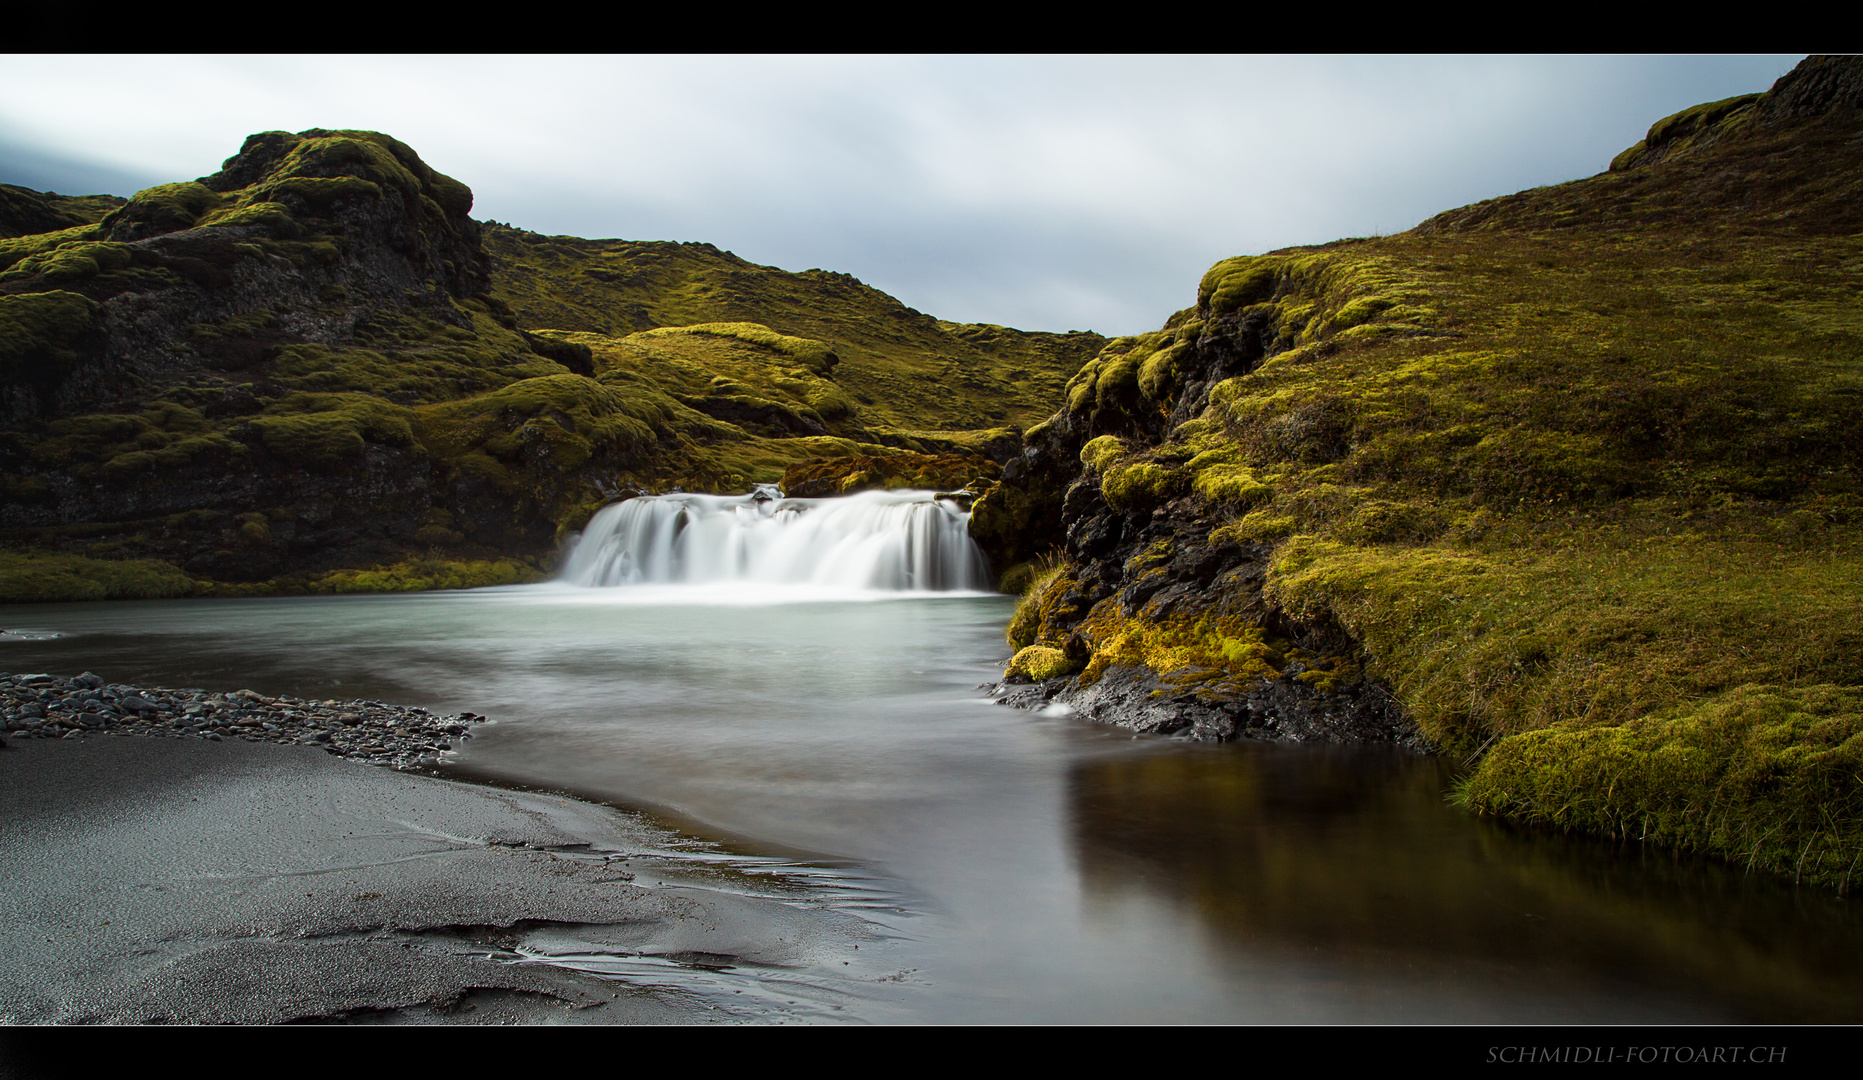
xmin=558 ymin=487 xmax=993 ymax=593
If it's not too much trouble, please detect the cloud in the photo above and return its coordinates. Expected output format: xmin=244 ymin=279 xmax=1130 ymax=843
xmin=0 ymin=54 xmax=1802 ymax=334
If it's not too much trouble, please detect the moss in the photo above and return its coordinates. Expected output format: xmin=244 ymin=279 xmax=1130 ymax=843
xmin=1076 ymin=605 xmax=1288 ymax=697
xmin=1006 ymin=645 xmax=1083 ymax=682
xmin=638 ymin=322 xmax=839 ymax=375
xmin=1006 ymin=561 xmax=1067 ymax=649
xmin=248 ymin=393 xmax=414 ymax=472
xmin=0 ymin=240 xmax=134 ymax=286
xmin=0 ymin=224 xmax=103 ymax=273
xmin=1100 ymin=460 xmax=1186 ymax=511
xmin=1265 ymin=522 xmax=1863 ymax=756
xmin=0 ymin=550 xmax=194 ymax=603
xmin=249 ymin=412 xmax=365 ymax=470
xmin=1612 ymin=93 xmax=1763 ymax=172
xmin=0 ymin=290 xmax=100 ymax=386
xmin=254 ymin=175 xmax=382 ymax=209
xmin=1190 ymin=463 xmax=1272 ymax=508
xmin=194 ymin=200 xmax=299 ymax=235
xmin=294 ymin=557 xmax=543 ymax=594
xmin=1199 ymin=255 xmax=1285 ymax=315
xmin=1079 ymin=434 xmax=1128 ymax=473
xmin=1335 ymin=499 xmax=1448 ymax=544
xmin=105 ymin=181 xmax=226 ymax=237
xmin=485 ymin=225 xmax=1102 ymax=437
xmin=414 ymin=373 xmax=672 ymax=484
xmin=1460 ymin=684 xmax=1863 ymax=890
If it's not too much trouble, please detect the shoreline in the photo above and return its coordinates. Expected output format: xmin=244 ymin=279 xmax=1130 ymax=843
xmin=1 ymin=669 xmax=487 ymax=771
xmin=0 ymin=670 xmax=899 ymax=1025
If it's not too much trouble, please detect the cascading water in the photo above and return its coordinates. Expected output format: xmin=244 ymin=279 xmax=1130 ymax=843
xmin=558 ymin=486 xmax=993 ymax=592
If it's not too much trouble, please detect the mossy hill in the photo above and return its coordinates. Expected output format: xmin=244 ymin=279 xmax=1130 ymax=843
xmin=0 ymin=130 xmax=1102 ymax=600
xmin=977 ymin=56 xmax=1863 ymax=890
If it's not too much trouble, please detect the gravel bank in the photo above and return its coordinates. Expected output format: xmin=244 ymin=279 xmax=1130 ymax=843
xmin=0 ymin=669 xmax=484 ymax=770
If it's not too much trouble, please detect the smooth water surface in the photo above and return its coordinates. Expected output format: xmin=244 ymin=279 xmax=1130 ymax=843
xmin=7 ymin=588 xmax=1863 ymax=1023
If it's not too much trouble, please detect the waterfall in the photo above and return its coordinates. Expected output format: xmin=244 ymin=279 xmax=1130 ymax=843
xmin=558 ymin=486 xmax=993 ymax=592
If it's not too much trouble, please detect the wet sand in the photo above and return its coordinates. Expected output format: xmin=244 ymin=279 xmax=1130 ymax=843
xmin=0 ymin=735 xmax=884 ymax=1024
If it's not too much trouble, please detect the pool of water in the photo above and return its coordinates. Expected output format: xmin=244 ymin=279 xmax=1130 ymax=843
xmin=6 ymin=586 xmax=1862 ymax=1022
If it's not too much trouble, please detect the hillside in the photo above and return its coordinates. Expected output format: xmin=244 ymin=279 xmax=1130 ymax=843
xmin=0 ymin=130 xmax=1100 ymax=600
xmin=977 ymin=56 xmax=1863 ymax=888
xmin=485 ymin=226 xmax=1102 ymax=437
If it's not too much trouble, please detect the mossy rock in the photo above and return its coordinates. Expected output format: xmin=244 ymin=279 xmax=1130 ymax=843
xmin=0 ymin=290 xmax=100 ymax=386
xmin=1006 ymin=644 xmax=1083 ymax=682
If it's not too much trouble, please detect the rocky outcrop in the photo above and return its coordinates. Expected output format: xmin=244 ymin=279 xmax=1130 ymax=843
xmin=979 ymin=56 xmax=1863 ymax=763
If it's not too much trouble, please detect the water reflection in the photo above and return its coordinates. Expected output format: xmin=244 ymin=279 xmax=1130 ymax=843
xmin=1067 ymin=743 xmax=1863 ymax=1022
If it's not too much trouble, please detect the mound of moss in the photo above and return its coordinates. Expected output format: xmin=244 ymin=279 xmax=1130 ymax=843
xmin=983 ymin=55 xmax=1863 ymax=888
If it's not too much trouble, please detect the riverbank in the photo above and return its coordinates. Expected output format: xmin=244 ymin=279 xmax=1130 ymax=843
xmin=0 ymin=675 xmax=897 ymax=1025
xmin=1 ymin=668 xmax=486 ymax=770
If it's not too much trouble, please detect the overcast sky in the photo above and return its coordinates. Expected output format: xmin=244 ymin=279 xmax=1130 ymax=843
xmin=0 ymin=55 xmax=1804 ymax=335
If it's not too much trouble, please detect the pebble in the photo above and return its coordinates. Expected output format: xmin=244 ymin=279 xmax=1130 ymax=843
xmin=0 ymin=670 xmax=489 ymax=771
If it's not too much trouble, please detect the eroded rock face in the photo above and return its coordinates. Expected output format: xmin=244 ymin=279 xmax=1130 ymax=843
xmin=0 ymin=131 xmax=603 ymax=582
xmin=991 ymin=465 xmax=1423 ymax=747
xmin=974 ymin=225 xmax=1431 ymax=747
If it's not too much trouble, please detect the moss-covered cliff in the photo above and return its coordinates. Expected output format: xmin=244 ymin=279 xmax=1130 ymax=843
xmin=0 ymin=130 xmax=1103 ymax=601
xmin=979 ymin=56 xmax=1863 ymax=889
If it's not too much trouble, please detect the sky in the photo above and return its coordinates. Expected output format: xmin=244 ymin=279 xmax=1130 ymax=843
xmin=0 ymin=55 xmax=1805 ymax=336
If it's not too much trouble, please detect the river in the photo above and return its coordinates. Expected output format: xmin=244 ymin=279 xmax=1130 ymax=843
xmin=5 ymin=491 xmax=1862 ymax=1022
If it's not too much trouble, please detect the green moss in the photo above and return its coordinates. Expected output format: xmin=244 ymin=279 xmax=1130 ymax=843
xmin=1460 ymin=684 xmax=1863 ymax=890
xmin=1190 ymin=463 xmax=1272 ymax=508
xmin=194 ymin=200 xmax=299 ymax=235
xmin=974 ymin=70 xmax=1863 ymax=887
xmin=1076 ymin=604 xmax=1289 ymax=697
xmin=295 ymin=557 xmax=543 ymax=594
xmin=0 ymin=224 xmax=103 ymax=272
xmin=1200 ymin=255 xmax=1284 ymax=314
xmin=106 ymin=181 xmax=226 ymax=235
xmin=1265 ymin=523 xmax=1863 ymax=756
xmin=414 ymin=373 xmax=672 ymax=483
xmin=1335 ymin=499 xmax=1448 ymax=544
xmin=249 ymin=412 xmax=366 ymax=470
xmin=0 ymin=290 xmax=100 ymax=385
xmin=780 ymin=451 xmax=998 ymax=498
xmin=485 ymin=225 xmax=1101 ymax=437
xmin=1101 ymin=459 xmax=1186 ymax=511
xmin=1006 ymin=561 xmax=1067 ymax=649
xmin=246 ymin=393 xmax=415 ymax=471
xmin=1006 ymin=644 xmax=1083 ymax=682
xmin=0 ymin=240 xmax=133 ymax=286
xmin=1078 ymin=434 xmax=1128 ymax=473
xmin=0 ymin=550 xmax=194 ymax=603
xmin=254 ymin=175 xmax=382 ymax=209
xmin=638 ymin=322 xmax=839 ymax=375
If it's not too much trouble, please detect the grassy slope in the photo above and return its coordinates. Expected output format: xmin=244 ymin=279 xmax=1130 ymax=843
xmin=1003 ymin=60 xmax=1863 ymax=887
xmin=485 ymin=225 xmax=1104 ymax=436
